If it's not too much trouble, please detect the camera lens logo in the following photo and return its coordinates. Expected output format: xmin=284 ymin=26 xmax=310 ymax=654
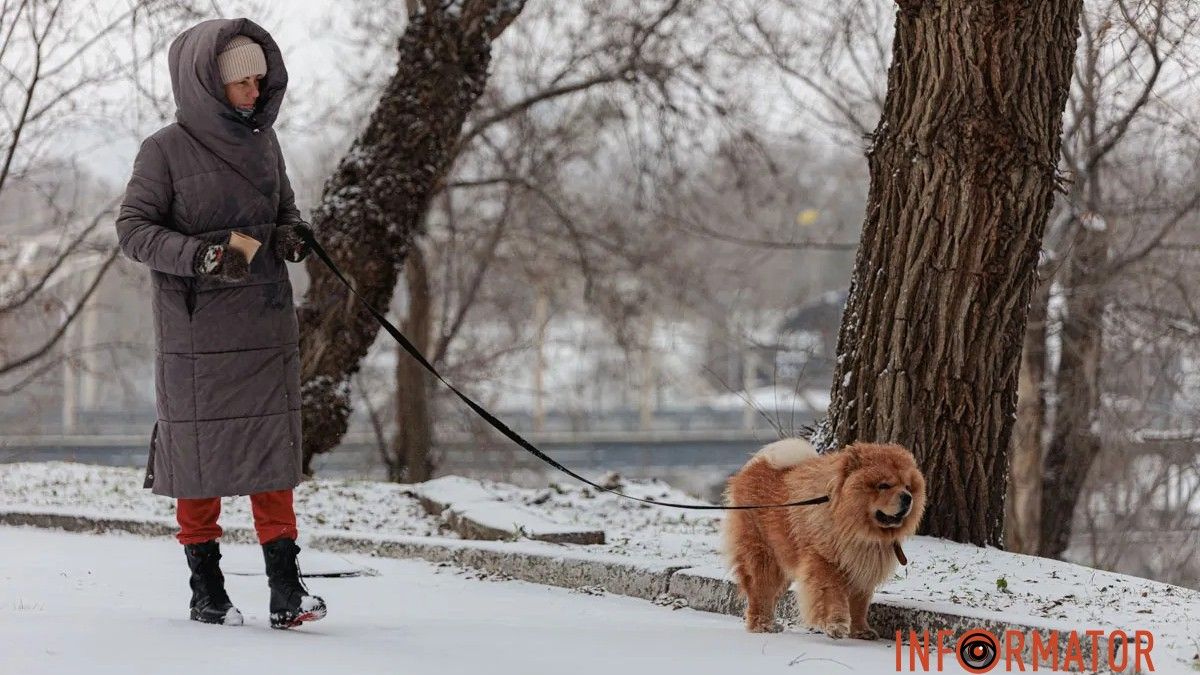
xmin=956 ymin=629 xmax=999 ymax=673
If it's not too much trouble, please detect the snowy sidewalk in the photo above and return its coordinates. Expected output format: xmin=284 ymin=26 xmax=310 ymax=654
xmin=0 ymin=528 xmax=917 ymax=675
xmin=3 ymin=462 xmax=1200 ymax=671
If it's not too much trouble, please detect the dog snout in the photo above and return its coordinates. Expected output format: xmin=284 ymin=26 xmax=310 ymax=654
xmin=898 ymin=491 xmax=912 ymax=513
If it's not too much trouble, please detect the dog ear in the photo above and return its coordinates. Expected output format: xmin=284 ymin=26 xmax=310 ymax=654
xmin=841 ymin=447 xmax=862 ymax=475
xmin=824 ymin=448 xmax=860 ymax=499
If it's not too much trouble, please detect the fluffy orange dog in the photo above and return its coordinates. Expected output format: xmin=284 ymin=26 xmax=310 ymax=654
xmin=721 ymin=438 xmax=926 ymax=639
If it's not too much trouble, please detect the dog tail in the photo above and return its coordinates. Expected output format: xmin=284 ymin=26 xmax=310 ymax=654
xmin=754 ymin=437 xmax=818 ymax=469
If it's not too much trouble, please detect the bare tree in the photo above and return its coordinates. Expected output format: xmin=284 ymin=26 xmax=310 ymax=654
xmin=810 ymin=0 xmax=1086 ymax=546
xmin=298 ymin=0 xmax=781 ymax=477
xmin=1034 ymin=0 xmax=1200 ymax=557
xmin=734 ymin=0 xmax=1200 ymax=551
xmin=1005 ymin=275 xmax=1050 ymax=553
xmin=0 ymin=0 xmax=202 ymax=390
xmin=296 ymin=0 xmax=530 ymax=473
xmin=724 ymin=0 xmax=893 ymax=145
xmin=391 ymin=0 xmax=877 ymax=483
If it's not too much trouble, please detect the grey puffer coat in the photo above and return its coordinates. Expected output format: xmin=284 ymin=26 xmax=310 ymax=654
xmin=114 ymin=18 xmax=305 ymax=498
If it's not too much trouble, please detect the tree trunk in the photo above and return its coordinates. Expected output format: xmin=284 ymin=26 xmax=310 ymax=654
xmin=296 ymin=2 xmax=526 ymax=474
xmin=1040 ymin=215 xmax=1107 ymax=557
xmin=1005 ymin=278 xmax=1049 ymax=554
xmin=391 ymin=246 xmax=435 ymax=483
xmin=817 ymin=0 xmax=1084 ymax=546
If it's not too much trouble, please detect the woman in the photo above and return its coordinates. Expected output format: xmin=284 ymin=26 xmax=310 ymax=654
xmin=114 ymin=17 xmax=326 ymax=630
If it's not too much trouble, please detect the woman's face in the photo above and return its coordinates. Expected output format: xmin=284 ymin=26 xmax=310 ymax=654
xmin=224 ymin=74 xmax=263 ymax=112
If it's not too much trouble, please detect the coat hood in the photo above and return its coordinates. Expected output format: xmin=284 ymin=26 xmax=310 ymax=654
xmin=168 ymin=18 xmax=288 ymax=198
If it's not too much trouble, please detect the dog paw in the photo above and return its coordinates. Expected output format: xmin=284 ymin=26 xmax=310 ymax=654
xmin=747 ymin=619 xmax=784 ymax=633
xmin=821 ymin=620 xmax=850 ymax=639
xmin=851 ymin=627 xmax=880 ymax=641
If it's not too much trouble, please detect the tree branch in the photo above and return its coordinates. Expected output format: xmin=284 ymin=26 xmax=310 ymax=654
xmin=432 ymin=187 xmax=513 ymax=364
xmin=0 ymin=246 xmax=119 ymax=377
xmin=0 ymin=197 xmax=119 ymax=315
xmin=1107 ymin=187 xmax=1200 ymax=275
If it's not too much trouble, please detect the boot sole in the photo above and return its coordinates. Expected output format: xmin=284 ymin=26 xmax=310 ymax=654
xmin=270 ymin=606 xmax=327 ymax=629
xmin=190 ymin=606 xmax=244 ymax=626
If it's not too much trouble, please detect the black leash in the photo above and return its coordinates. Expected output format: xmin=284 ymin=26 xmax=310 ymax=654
xmin=299 ymin=230 xmax=829 ymax=511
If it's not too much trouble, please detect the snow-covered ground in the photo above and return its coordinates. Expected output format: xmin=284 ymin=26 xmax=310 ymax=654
xmin=0 ymin=527 xmax=918 ymax=675
xmin=0 ymin=461 xmax=441 ymax=537
xmin=4 ymin=462 xmax=1200 ymax=672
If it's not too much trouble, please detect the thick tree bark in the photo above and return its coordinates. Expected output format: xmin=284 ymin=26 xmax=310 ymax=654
xmin=818 ymin=0 xmax=1084 ymax=546
xmin=296 ymin=2 xmax=526 ymax=473
xmin=1006 ymin=278 xmax=1048 ymax=554
xmin=390 ymin=246 xmax=435 ymax=483
xmin=1040 ymin=215 xmax=1107 ymax=556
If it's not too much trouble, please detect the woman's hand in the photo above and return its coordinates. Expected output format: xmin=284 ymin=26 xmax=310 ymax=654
xmin=272 ymin=222 xmax=312 ymax=263
xmin=193 ymin=243 xmax=251 ymax=282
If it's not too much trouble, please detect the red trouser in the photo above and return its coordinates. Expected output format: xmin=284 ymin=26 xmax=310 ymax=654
xmin=176 ymin=489 xmax=298 ymax=545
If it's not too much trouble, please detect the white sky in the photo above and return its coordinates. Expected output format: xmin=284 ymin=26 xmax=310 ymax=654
xmin=74 ymin=1 xmax=375 ymax=185
xmin=70 ymin=0 xmax=836 ymax=193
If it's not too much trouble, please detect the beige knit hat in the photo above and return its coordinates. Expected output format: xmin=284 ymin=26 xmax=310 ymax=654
xmin=217 ymin=35 xmax=267 ymax=85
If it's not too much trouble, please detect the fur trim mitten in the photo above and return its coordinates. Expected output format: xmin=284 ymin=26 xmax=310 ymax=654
xmin=272 ymin=223 xmax=312 ymax=264
xmin=194 ymin=244 xmax=251 ymax=282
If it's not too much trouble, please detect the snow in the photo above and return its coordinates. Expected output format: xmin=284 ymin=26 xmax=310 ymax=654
xmin=414 ymin=476 xmax=599 ymax=539
xmin=0 ymin=462 xmax=441 ymax=538
xmin=5 ymin=462 xmax=1200 ymax=671
xmin=1134 ymin=428 xmax=1200 ymax=442
xmin=1082 ymin=212 xmax=1108 ymax=232
xmin=222 ymin=607 xmax=245 ymax=626
xmin=0 ymin=527 xmax=915 ymax=674
xmin=446 ymin=500 xmax=586 ymax=538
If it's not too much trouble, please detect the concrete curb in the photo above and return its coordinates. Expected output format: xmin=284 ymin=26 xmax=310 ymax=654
xmin=0 ymin=508 xmax=257 ymax=545
xmin=1 ymin=507 xmax=1108 ymax=664
xmin=310 ymin=532 xmax=688 ymax=599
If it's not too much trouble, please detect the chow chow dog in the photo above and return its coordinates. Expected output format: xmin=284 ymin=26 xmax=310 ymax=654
xmin=721 ymin=438 xmax=926 ymax=639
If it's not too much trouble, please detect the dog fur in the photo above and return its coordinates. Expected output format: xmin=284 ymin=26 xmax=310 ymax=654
xmin=720 ymin=438 xmax=926 ymax=639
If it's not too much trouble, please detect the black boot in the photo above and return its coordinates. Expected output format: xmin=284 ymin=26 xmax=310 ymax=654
xmin=262 ymin=538 xmax=327 ymax=629
xmin=183 ymin=541 xmax=243 ymax=626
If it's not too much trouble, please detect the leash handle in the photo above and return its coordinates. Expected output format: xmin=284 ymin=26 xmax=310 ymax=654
xmin=299 ymin=230 xmax=829 ymax=511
